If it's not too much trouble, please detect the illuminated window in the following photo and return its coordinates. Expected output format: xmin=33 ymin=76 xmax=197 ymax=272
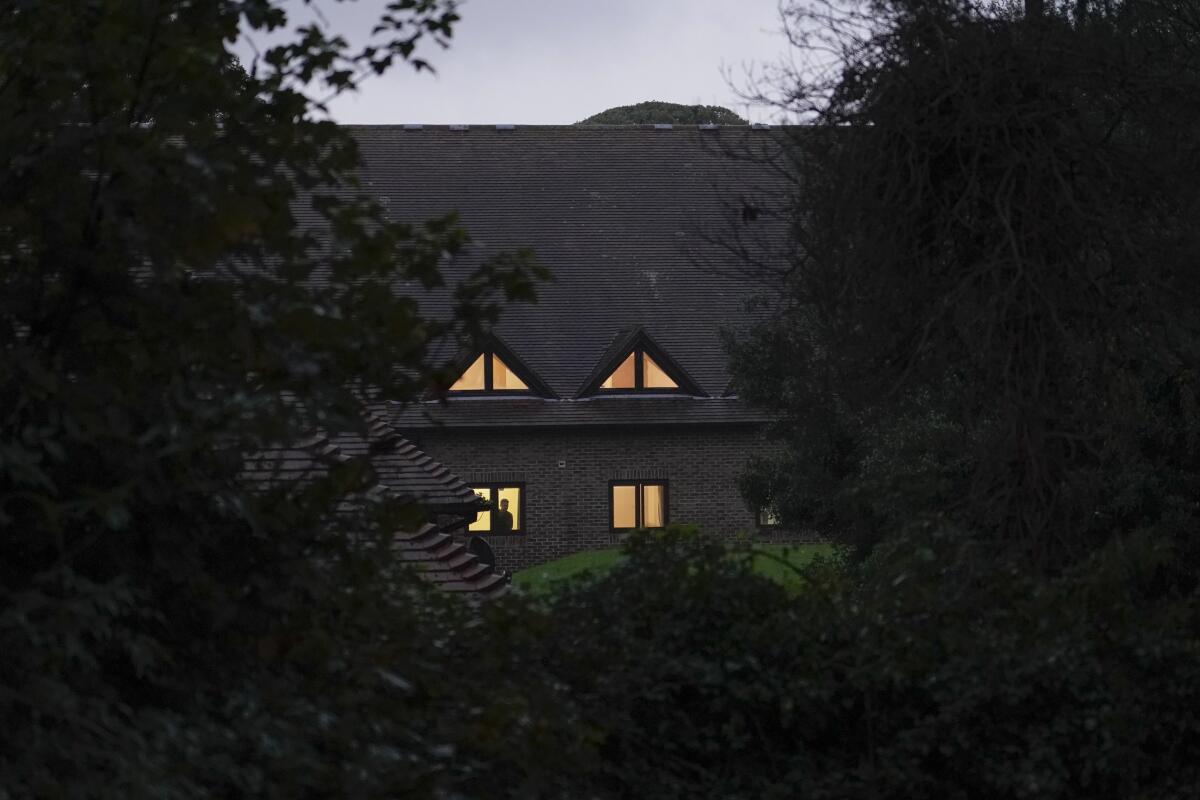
xmin=468 ymin=484 xmax=524 ymax=534
xmin=599 ymin=349 xmax=679 ymax=391
xmin=450 ymin=352 xmax=529 ymax=393
xmin=490 ymin=354 xmax=528 ymax=390
xmin=601 ymin=352 xmax=637 ymax=389
xmin=610 ymin=481 xmax=667 ymax=530
xmin=642 ymin=354 xmax=677 ymax=389
xmin=757 ymin=506 xmax=782 ymax=528
xmin=451 ymin=354 xmax=486 ymax=391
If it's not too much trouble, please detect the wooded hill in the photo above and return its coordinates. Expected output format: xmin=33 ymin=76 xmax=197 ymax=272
xmin=577 ymin=101 xmax=748 ymax=125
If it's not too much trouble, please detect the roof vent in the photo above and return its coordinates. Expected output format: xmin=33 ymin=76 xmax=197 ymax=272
xmin=698 ymin=123 xmax=718 ymax=130
xmin=495 ymin=124 xmax=515 ymax=130
xmin=449 ymin=124 xmax=469 ymax=131
xmin=403 ymin=123 xmax=423 ymax=130
xmin=653 ymin=123 xmax=673 ymax=130
xmin=751 ymin=122 xmax=772 ymax=130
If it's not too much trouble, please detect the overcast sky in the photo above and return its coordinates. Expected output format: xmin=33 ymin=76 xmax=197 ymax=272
xmin=240 ymin=0 xmax=791 ymax=125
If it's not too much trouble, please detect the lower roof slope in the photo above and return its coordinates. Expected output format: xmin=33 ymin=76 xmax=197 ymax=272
xmin=244 ymin=419 xmax=481 ymax=513
xmin=328 ymin=412 xmax=482 ymax=511
xmin=243 ymin=423 xmax=504 ymax=598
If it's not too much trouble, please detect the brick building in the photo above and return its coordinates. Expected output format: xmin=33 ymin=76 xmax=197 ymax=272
xmin=348 ymin=124 xmax=792 ymax=572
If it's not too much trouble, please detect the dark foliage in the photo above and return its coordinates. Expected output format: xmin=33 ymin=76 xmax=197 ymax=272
xmin=578 ymin=101 xmax=747 ymax=125
xmin=731 ymin=0 xmax=1200 ymax=570
xmin=532 ymin=528 xmax=1200 ymax=799
xmin=0 ymin=1 xmax=551 ymax=794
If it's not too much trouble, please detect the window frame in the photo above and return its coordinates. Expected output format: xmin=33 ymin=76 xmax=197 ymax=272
xmin=449 ymin=351 xmax=532 ymax=395
xmin=609 ymin=480 xmax=669 ymax=531
xmin=597 ymin=348 xmax=683 ymax=394
xmin=468 ymin=482 xmax=526 ymax=535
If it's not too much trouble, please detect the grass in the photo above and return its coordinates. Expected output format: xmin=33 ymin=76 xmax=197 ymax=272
xmin=744 ymin=543 xmax=835 ymax=589
xmin=512 ymin=542 xmax=834 ymax=594
xmin=511 ymin=548 xmax=627 ymax=593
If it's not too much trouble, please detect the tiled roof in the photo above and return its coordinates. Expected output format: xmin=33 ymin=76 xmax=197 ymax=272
xmin=297 ymin=125 xmax=791 ymax=424
xmin=387 ymin=395 xmax=770 ymax=430
xmin=240 ymin=433 xmax=346 ymax=491
xmin=243 ymin=425 xmax=505 ymax=598
xmin=395 ymin=523 xmax=508 ymax=598
xmin=327 ymin=412 xmax=482 ymax=511
xmin=244 ymin=423 xmax=480 ymax=512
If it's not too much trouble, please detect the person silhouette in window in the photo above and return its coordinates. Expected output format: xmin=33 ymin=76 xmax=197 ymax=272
xmin=494 ymin=498 xmax=514 ymax=533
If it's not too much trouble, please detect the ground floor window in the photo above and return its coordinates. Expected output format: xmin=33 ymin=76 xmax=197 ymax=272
xmin=469 ymin=484 xmax=524 ymax=534
xmin=610 ymin=481 xmax=667 ymax=530
xmin=757 ymin=506 xmax=782 ymax=528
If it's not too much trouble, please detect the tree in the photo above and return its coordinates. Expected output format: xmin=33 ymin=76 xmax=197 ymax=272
xmin=578 ymin=101 xmax=748 ymax=125
xmin=731 ymin=0 xmax=1200 ymax=570
xmin=0 ymin=1 xmax=549 ymax=793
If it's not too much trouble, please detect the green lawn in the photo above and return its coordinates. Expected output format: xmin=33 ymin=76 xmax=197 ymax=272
xmin=512 ymin=542 xmax=834 ymax=594
xmin=744 ymin=543 xmax=836 ymax=587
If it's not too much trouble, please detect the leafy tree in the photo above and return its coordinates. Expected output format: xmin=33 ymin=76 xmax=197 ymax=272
xmin=731 ymin=0 xmax=1200 ymax=570
xmin=578 ymin=101 xmax=747 ymax=125
xmin=0 ymin=0 xmax=549 ymax=794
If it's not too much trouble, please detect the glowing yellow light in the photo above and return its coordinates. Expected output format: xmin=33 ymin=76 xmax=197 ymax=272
xmin=601 ymin=352 xmax=637 ymax=389
xmin=450 ymin=354 xmax=486 ymax=391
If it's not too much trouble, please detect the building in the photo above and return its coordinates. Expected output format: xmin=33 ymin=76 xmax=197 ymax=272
xmin=347 ymin=124 xmax=794 ymax=572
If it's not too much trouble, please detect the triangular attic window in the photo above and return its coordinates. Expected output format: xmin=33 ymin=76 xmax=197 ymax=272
xmin=450 ymin=354 xmax=486 ymax=391
xmin=450 ymin=352 xmax=530 ymax=393
xmin=642 ymin=353 xmax=678 ymax=389
xmin=490 ymin=354 xmax=528 ymax=390
xmin=600 ymin=352 xmax=636 ymax=389
xmin=597 ymin=348 xmax=682 ymax=392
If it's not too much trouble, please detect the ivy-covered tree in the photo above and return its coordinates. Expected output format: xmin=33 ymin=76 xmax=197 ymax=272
xmin=0 ymin=1 xmax=550 ymax=794
xmin=732 ymin=0 xmax=1200 ymax=572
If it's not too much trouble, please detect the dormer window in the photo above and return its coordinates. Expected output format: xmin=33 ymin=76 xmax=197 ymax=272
xmin=599 ymin=350 xmax=679 ymax=391
xmin=582 ymin=328 xmax=701 ymax=396
xmin=450 ymin=352 xmax=530 ymax=392
xmin=444 ymin=336 xmax=557 ymax=398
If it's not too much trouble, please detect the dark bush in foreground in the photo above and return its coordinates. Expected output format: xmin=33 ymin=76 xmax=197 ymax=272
xmin=7 ymin=524 xmax=1199 ymax=798
xmin=517 ymin=528 xmax=1200 ymax=799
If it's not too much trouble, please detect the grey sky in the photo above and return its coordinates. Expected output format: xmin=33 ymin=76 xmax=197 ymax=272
xmin=242 ymin=0 xmax=790 ymax=125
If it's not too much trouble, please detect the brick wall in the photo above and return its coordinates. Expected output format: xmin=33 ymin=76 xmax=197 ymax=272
xmin=409 ymin=424 xmax=799 ymax=572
